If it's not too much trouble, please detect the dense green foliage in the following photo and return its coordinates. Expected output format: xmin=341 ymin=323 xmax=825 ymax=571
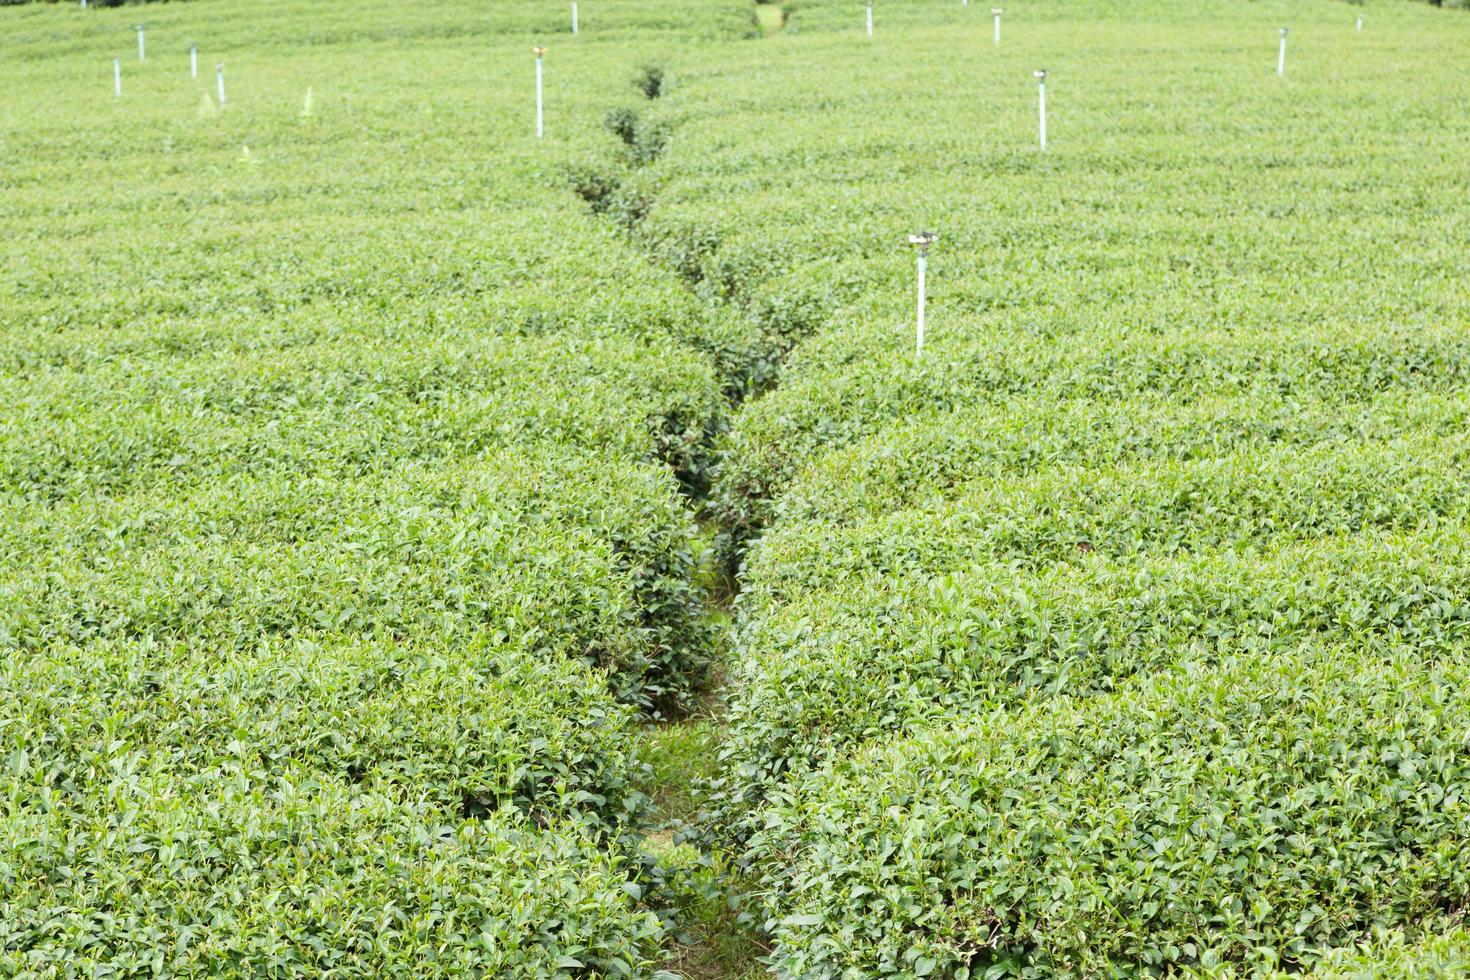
xmin=664 ymin=0 xmax=1470 ymax=975
xmin=5 ymin=0 xmax=1470 ymax=975
xmin=1310 ymin=922 xmax=1470 ymax=977
xmin=0 ymin=0 xmax=756 ymax=974
xmin=4 ymin=784 xmax=666 ymax=976
xmin=761 ymin=646 xmax=1470 ymax=975
xmin=0 ymin=450 xmax=713 ymax=709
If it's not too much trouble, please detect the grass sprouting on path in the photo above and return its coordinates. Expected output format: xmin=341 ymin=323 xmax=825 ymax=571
xmin=755 ymin=4 xmax=787 ymax=35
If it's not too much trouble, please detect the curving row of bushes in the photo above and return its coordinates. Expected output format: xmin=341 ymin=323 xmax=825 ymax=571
xmin=711 ymin=323 xmax=1470 ymax=550
xmin=0 ymin=0 xmax=764 ymax=973
xmin=2 ymin=774 xmax=667 ymax=976
xmin=760 ymin=645 xmax=1470 ymax=976
xmin=0 ymin=447 xmax=713 ymax=711
xmin=652 ymin=0 xmax=1470 ymax=973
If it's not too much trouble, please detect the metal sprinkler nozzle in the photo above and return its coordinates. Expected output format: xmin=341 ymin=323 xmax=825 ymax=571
xmin=908 ymin=231 xmax=939 ymax=256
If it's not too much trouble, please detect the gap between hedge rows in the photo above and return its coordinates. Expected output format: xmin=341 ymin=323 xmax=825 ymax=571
xmin=559 ymin=48 xmax=827 ymax=975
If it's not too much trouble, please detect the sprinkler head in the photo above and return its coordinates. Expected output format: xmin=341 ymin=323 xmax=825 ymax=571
xmin=1279 ymin=27 xmax=1289 ymax=36
xmin=992 ymin=7 xmax=1002 ymax=13
xmin=908 ymin=231 xmax=939 ymax=255
xmin=1034 ymin=68 xmax=1048 ymax=82
xmin=533 ymin=46 xmax=548 ymax=57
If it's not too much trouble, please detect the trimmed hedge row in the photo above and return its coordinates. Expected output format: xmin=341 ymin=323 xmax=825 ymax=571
xmin=653 ymin=1 xmax=1470 ymax=973
xmin=719 ymin=520 xmax=1470 ymax=836
xmin=747 ymin=423 xmax=1470 ymax=608
xmin=719 ymin=405 xmax=1470 ymax=826
xmin=760 ymin=646 xmax=1470 ymax=977
xmin=0 ymin=329 xmax=723 ymax=503
xmin=773 ymin=388 xmax=1470 ymax=531
xmin=0 ymin=2 xmax=767 ymax=971
xmin=1 ymin=774 xmax=665 ymax=977
xmin=712 ymin=323 xmax=1470 ymax=546
xmin=1309 ymin=922 xmax=1470 ymax=978
xmin=4 ymin=635 xmax=640 ymax=832
xmin=0 ymin=447 xmax=713 ymax=711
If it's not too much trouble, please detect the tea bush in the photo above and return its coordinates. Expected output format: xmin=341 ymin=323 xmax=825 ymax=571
xmin=760 ymin=646 xmax=1470 ymax=977
xmin=714 ymin=412 xmax=1470 ymax=822
xmin=1 ymin=776 xmax=667 ymax=976
xmin=0 ymin=0 xmax=759 ymax=972
xmin=7 ymin=0 xmax=1470 ymax=973
xmin=3 ymin=634 xmax=641 ymax=830
xmin=667 ymin=0 xmax=1470 ymax=973
xmin=0 ymin=447 xmax=713 ymax=710
xmin=1310 ymin=923 xmax=1470 ymax=978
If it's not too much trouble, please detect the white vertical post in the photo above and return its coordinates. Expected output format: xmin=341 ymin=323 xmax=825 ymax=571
xmin=136 ymin=26 xmax=146 ymax=62
xmin=1277 ymin=28 xmax=1288 ymax=77
xmin=1035 ymin=69 xmax=1048 ymax=149
xmin=916 ymin=251 xmax=927 ymax=354
xmin=190 ymin=43 xmax=198 ymax=79
xmin=113 ymin=56 xmax=121 ymax=97
xmin=572 ymin=2 xmax=579 ymax=34
xmin=866 ymin=4 xmax=873 ymax=37
xmin=216 ymin=63 xmax=226 ymax=106
xmin=81 ymin=0 xmax=87 ymax=8
xmin=1039 ymin=81 xmax=1046 ymax=148
xmin=1356 ymin=15 xmax=1362 ymax=31
xmin=534 ymin=47 xmax=547 ymax=139
xmin=908 ymin=233 xmax=937 ymax=355
xmin=993 ymin=8 xmax=1002 ymax=45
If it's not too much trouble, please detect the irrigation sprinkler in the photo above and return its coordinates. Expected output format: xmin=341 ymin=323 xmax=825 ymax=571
xmin=992 ymin=8 xmax=1002 ymax=45
xmin=866 ymin=4 xmax=873 ymax=37
xmin=534 ymin=47 xmax=547 ymax=138
xmin=135 ymin=24 xmax=146 ymax=62
xmin=1356 ymin=14 xmax=1363 ymax=31
xmin=1035 ymin=69 xmax=1048 ymax=149
xmin=216 ymin=63 xmax=226 ymax=106
xmin=80 ymin=0 xmax=87 ymax=8
xmin=1277 ymin=28 xmax=1288 ymax=77
xmin=113 ymin=56 xmax=121 ymax=97
xmin=190 ymin=42 xmax=198 ymax=79
xmin=908 ymin=232 xmax=938 ymax=355
xmin=572 ymin=2 xmax=579 ymax=34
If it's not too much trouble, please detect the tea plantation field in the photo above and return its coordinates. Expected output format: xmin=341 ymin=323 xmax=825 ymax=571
xmin=3 ymin=0 xmax=1469 ymax=976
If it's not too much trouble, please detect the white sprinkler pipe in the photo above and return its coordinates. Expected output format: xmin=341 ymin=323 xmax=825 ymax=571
xmin=1036 ymin=69 xmax=1048 ymax=149
xmin=535 ymin=53 xmax=545 ymax=137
